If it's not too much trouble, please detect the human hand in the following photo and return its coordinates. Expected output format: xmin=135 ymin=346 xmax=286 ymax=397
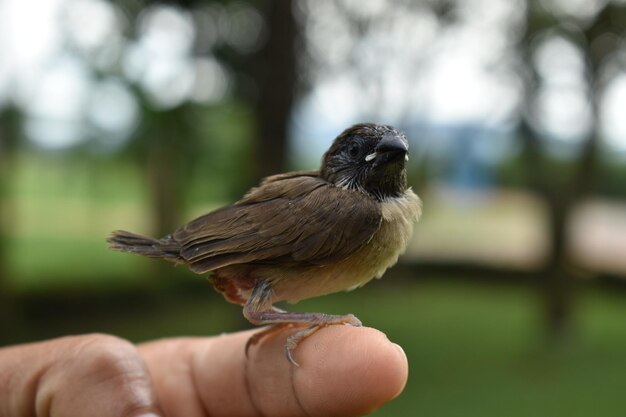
xmin=0 ymin=326 xmax=407 ymax=417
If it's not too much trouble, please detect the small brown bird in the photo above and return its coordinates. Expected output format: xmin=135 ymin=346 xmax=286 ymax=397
xmin=108 ymin=123 xmax=421 ymax=365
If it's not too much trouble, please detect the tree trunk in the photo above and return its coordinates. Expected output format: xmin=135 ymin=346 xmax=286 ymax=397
xmin=0 ymin=107 xmax=21 ymax=341
xmin=251 ymin=0 xmax=298 ymax=182
xmin=520 ymin=0 xmax=613 ymax=339
xmin=519 ymin=121 xmax=575 ymax=338
xmin=147 ymin=146 xmax=184 ymax=238
xmin=144 ymin=110 xmax=190 ymax=239
xmin=0 ymin=107 xmax=20 ymax=290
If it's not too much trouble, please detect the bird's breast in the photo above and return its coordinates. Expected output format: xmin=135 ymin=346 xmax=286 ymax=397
xmin=268 ymin=189 xmax=422 ymax=303
xmin=353 ymin=188 xmax=422 ymax=283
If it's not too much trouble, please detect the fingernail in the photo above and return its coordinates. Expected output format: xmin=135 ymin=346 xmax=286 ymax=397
xmin=134 ymin=413 xmax=162 ymax=417
xmin=392 ymin=343 xmax=408 ymax=364
xmin=391 ymin=343 xmax=409 ymax=399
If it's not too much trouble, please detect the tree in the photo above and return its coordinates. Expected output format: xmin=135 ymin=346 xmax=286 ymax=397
xmin=0 ymin=106 xmax=21 ymax=290
xmin=250 ymin=0 xmax=298 ymax=181
xmin=519 ymin=0 xmax=626 ymax=338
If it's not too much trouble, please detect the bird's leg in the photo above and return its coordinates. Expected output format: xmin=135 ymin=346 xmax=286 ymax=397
xmin=243 ymin=281 xmax=362 ymax=366
xmin=244 ymin=307 xmax=291 ymax=358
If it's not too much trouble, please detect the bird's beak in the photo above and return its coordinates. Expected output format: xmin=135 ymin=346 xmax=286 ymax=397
xmin=370 ymin=132 xmax=408 ymax=167
xmin=377 ymin=131 xmax=408 ymax=153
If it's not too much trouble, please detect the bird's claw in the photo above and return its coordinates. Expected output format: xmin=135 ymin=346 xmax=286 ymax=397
xmin=246 ymin=313 xmax=363 ymax=366
xmin=285 ymin=324 xmax=321 ymax=366
xmin=343 ymin=313 xmax=362 ymax=327
xmin=284 ymin=315 xmax=362 ymax=366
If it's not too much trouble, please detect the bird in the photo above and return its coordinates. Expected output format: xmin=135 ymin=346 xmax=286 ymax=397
xmin=107 ymin=123 xmax=422 ymax=365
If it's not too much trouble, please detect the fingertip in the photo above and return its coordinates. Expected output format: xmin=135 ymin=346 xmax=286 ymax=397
xmin=185 ymin=326 xmax=409 ymax=417
xmin=387 ymin=343 xmax=410 ymax=400
xmin=292 ymin=326 xmax=409 ymax=417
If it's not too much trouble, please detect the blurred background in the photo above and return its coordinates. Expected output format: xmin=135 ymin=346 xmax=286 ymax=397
xmin=1 ymin=0 xmax=626 ymax=415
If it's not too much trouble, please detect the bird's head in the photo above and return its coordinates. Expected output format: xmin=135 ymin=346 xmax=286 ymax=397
xmin=320 ymin=123 xmax=409 ymax=201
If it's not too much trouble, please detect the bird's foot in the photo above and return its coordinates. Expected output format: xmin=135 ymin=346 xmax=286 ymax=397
xmin=284 ymin=313 xmax=362 ymax=366
xmin=244 ymin=303 xmax=363 ymax=366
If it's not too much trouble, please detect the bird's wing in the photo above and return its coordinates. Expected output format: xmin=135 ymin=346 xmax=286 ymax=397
xmin=173 ymin=173 xmax=382 ymax=273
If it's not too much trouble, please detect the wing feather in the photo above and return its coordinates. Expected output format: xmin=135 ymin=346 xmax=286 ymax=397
xmin=173 ymin=173 xmax=381 ymax=273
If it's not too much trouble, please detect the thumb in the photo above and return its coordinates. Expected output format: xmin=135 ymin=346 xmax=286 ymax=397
xmin=0 ymin=334 xmax=161 ymax=417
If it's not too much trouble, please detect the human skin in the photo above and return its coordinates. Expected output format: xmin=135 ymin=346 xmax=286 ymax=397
xmin=0 ymin=326 xmax=408 ymax=417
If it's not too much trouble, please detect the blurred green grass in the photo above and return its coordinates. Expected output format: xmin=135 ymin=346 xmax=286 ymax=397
xmin=295 ymin=281 xmax=626 ymax=417
xmin=16 ymin=278 xmax=625 ymax=417
xmin=3 ymin=154 xmax=223 ymax=290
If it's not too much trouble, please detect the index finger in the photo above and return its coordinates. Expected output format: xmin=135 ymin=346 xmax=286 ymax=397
xmin=140 ymin=326 xmax=408 ymax=417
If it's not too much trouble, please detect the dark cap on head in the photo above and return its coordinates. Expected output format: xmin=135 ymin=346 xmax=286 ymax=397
xmin=321 ymin=123 xmax=409 ymax=200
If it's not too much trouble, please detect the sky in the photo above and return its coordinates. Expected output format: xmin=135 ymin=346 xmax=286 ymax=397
xmin=2 ymin=0 xmax=626 ymax=158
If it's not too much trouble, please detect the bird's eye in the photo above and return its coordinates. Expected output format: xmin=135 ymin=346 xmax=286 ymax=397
xmin=348 ymin=142 xmax=360 ymax=158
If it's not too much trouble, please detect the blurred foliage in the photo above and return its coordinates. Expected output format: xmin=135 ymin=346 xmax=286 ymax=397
xmin=497 ymin=154 xmax=580 ymax=191
xmin=498 ymin=150 xmax=626 ymax=200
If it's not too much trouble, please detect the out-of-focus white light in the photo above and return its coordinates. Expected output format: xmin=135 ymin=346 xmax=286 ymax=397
xmin=25 ymin=118 xmax=85 ymax=149
xmin=143 ymin=59 xmax=196 ymax=110
xmin=422 ymin=43 xmax=520 ymax=126
xmin=225 ymin=3 xmax=264 ymax=54
xmin=601 ymin=74 xmax=626 ymax=151
xmin=138 ymin=5 xmax=195 ymax=57
xmin=191 ymin=58 xmax=229 ymax=104
xmin=22 ymin=55 xmax=91 ymax=148
xmin=310 ymin=77 xmax=360 ymax=125
xmin=534 ymin=35 xmax=586 ymax=88
xmin=25 ymin=56 xmax=91 ymax=120
xmin=64 ymin=0 xmax=121 ymax=52
xmin=459 ymin=0 xmax=526 ymax=30
xmin=129 ymin=5 xmax=198 ymax=109
xmin=540 ymin=0 xmax=607 ymax=21
xmin=88 ymin=79 xmax=139 ymax=138
xmin=531 ymin=34 xmax=592 ymax=144
xmin=534 ymin=87 xmax=592 ymax=142
xmin=338 ymin=0 xmax=386 ymax=18
xmin=2 ymin=0 xmax=64 ymax=102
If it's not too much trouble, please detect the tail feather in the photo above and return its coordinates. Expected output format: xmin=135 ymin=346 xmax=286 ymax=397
xmin=107 ymin=230 xmax=183 ymax=263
